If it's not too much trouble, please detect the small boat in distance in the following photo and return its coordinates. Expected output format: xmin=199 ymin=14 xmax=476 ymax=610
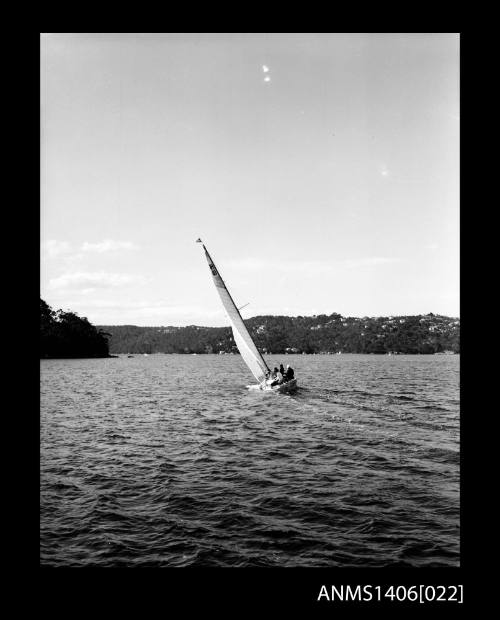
xmin=197 ymin=239 xmax=297 ymax=393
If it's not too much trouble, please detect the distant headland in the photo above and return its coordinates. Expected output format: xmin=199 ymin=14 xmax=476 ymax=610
xmin=40 ymin=299 xmax=113 ymax=359
xmin=98 ymin=312 xmax=459 ymax=356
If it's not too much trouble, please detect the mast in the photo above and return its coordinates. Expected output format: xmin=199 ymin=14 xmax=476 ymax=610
xmin=197 ymin=238 xmax=270 ymax=381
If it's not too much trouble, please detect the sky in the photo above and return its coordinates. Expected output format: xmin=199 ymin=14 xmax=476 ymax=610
xmin=40 ymin=33 xmax=459 ymax=326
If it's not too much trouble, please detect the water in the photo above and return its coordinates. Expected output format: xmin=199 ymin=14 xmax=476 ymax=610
xmin=40 ymin=354 xmax=459 ymax=567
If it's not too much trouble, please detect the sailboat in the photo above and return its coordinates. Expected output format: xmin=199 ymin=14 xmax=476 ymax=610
xmin=197 ymin=239 xmax=297 ymax=393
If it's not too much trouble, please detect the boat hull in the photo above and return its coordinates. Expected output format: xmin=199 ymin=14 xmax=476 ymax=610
xmin=247 ymin=379 xmax=298 ymax=394
xmin=272 ymin=379 xmax=297 ymax=393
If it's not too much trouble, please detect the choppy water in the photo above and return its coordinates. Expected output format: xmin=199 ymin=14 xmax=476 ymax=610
xmin=40 ymin=353 xmax=459 ymax=567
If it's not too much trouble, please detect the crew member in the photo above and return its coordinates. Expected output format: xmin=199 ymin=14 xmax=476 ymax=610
xmin=270 ymin=367 xmax=281 ymax=387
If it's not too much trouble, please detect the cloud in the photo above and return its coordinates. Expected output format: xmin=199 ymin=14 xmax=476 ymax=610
xmin=262 ymin=65 xmax=269 ymax=73
xmin=51 ymin=298 xmax=219 ymax=315
xmin=42 ymin=240 xmax=72 ymax=258
xmin=41 ymin=239 xmax=138 ymax=263
xmin=343 ymin=257 xmax=398 ymax=267
xmin=42 ymin=297 xmax=226 ymax=326
xmin=227 ymin=256 xmax=399 ymax=275
xmin=264 ymin=76 xmax=271 ymax=83
xmin=48 ymin=272 xmax=145 ymax=291
xmin=81 ymin=240 xmax=138 ymax=253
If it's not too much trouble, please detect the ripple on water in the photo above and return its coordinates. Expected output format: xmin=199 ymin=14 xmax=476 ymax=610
xmin=40 ymin=354 xmax=459 ymax=567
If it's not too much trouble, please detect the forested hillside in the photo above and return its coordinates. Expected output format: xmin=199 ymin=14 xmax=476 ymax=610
xmin=41 ymin=299 xmax=111 ymax=358
xmin=99 ymin=312 xmax=459 ymax=355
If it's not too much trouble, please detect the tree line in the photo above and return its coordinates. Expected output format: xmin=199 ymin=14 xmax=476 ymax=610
xmin=40 ymin=299 xmax=111 ymax=358
xmin=98 ymin=312 xmax=459 ymax=355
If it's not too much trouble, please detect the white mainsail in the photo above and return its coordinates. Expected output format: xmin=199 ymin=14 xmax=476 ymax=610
xmin=198 ymin=240 xmax=270 ymax=383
